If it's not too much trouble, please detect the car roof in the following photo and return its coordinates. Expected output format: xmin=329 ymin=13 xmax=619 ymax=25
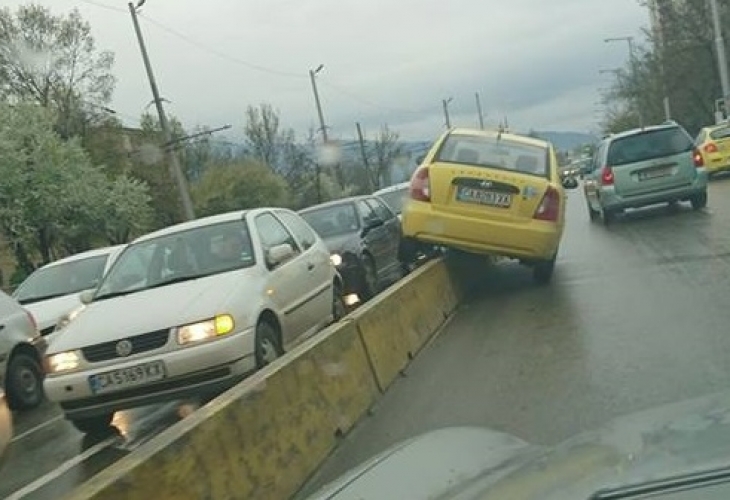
xmin=446 ymin=127 xmax=551 ymax=149
xmin=373 ymin=182 xmax=410 ymax=196
xmin=606 ymin=122 xmax=682 ymax=142
xmin=131 ymin=209 xmax=260 ymax=243
xmin=38 ymin=244 xmax=127 ymax=271
xmin=299 ymin=196 xmax=371 ymax=213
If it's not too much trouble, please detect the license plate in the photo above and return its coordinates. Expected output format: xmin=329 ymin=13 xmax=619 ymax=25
xmin=89 ymin=361 xmax=166 ymax=394
xmin=638 ymin=168 xmax=670 ymax=181
xmin=456 ymin=186 xmax=512 ymax=208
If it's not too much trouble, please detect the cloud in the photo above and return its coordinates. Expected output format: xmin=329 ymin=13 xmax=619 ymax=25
xmin=5 ymin=0 xmax=649 ymax=140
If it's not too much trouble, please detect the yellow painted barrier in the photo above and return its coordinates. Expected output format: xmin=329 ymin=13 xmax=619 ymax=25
xmin=66 ymin=319 xmax=378 ymax=500
xmin=65 ymin=257 xmax=462 ymax=500
xmin=354 ymin=259 xmax=455 ymax=392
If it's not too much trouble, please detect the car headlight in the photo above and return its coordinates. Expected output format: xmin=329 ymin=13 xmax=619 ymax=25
xmin=176 ymin=314 xmax=235 ymax=345
xmin=54 ymin=305 xmax=86 ymax=332
xmin=330 ymin=253 xmax=343 ymax=267
xmin=45 ymin=351 xmax=81 ymax=374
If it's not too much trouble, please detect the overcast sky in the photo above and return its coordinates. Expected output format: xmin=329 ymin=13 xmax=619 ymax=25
xmin=7 ymin=0 xmax=649 ymax=142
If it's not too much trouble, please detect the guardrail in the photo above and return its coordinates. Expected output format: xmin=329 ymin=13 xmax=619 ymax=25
xmin=65 ymin=257 xmax=466 ymax=500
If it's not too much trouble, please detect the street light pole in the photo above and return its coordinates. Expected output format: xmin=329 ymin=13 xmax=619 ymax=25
xmin=128 ymin=1 xmax=195 ymax=221
xmin=475 ymin=92 xmax=485 ymax=130
xmin=709 ymin=0 xmax=730 ymax=117
xmin=442 ymin=97 xmax=453 ymax=129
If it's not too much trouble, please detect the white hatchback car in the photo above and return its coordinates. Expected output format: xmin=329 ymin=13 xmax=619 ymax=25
xmin=44 ymin=208 xmax=344 ymax=433
xmin=13 ymin=245 xmax=126 ymax=337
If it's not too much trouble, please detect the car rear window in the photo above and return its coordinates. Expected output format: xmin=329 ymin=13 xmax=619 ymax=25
xmin=607 ymin=127 xmax=693 ymax=166
xmin=710 ymin=127 xmax=730 ymax=140
xmin=435 ymin=134 xmax=549 ymax=178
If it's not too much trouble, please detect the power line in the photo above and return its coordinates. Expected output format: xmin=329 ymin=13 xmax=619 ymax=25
xmin=77 ymin=0 xmax=127 ymax=14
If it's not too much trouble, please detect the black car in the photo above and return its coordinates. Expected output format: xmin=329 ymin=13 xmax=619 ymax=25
xmin=300 ymin=196 xmax=403 ymax=304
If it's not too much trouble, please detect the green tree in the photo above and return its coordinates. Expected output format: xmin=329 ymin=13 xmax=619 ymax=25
xmin=0 ymin=101 xmax=153 ymax=271
xmin=0 ymin=5 xmax=116 ymax=139
xmin=192 ymin=160 xmax=290 ymax=217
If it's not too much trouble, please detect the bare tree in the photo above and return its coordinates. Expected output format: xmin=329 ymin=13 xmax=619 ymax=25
xmin=244 ymin=103 xmax=282 ymax=171
xmin=368 ymin=125 xmax=403 ymax=189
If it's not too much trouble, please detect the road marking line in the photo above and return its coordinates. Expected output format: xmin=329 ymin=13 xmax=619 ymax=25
xmin=11 ymin=415 xmax=63 ymax=443
xmin=5 ymin=435 xmax=118 ymax=500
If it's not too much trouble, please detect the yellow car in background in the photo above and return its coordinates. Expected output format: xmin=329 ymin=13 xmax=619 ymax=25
xmin=695 ymin=123 xmax=730 ymax=176
xmin=400 ymin=128 xmax=578 ymax=284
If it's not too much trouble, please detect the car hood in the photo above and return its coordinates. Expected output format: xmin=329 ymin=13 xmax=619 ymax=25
xmin=322 ymin=232 xmax=361 ymax=256
xmin=47 ymin=270 xmax=255 ymax=353
xmin=307 ymin=390 xmax=730 ymax=500
xmin=23 ymin=293 xmax=84 ymax=333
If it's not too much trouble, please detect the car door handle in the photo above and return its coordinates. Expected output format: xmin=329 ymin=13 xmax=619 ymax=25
xmin=307 ymin=262 xmax=315 ymax=271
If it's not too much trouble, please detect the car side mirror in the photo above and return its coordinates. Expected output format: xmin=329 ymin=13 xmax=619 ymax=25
xmin=267 ymin=243 xmax=295 ymax=268
xmin=79 ymin=290 xmax=96 ymax=305
xmin=361 ymin=217 xmax=384 ymax=236
xmin=562 ymin=177 xmax=579 ymax=189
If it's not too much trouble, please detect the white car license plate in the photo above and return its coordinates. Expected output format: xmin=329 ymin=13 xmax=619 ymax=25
xmin=638 ymin=168 xmax=670 ymax=181
xmin=456 ymin=186 xmax=512 ymax=208
xmin=89 ymin=361 xmax=166 ymax=394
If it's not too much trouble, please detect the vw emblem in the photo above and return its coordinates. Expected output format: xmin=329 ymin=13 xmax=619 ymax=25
xmin=479 ymin=180 xmax=492 ymax=188
xmin=115 ymin=340 xmax=133 ymax=357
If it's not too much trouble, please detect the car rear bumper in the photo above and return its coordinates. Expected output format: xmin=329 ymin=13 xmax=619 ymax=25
xmin=402 ymin=201 xmax=562 ymax=260
xmin=44 ymin=327 xmax=257 ymax=418
xmin=597 ymin=171 xmax=708 ymax=211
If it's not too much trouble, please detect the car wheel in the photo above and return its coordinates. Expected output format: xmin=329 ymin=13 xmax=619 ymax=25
xmin=690 ymin=191 xmax=708 ymax=210
xmin=6 ymin=353 xmax=44 ymax=411
xmin=254 ymin=320 xmax=283 ymax=368
xmin=602 ymin=208 xmax=615 ymax=226
xmin=360 ymin=256 xmax=378 ymax=301
xmin=533 ymin=254 xmax=557 ymax=285
xmin=70 ymin=413 xmax=114 ymax=434
xmin=586 ymin=200 xmax=599 ymax=221
xmin=332 ymin=282 xmax=347 ymax=322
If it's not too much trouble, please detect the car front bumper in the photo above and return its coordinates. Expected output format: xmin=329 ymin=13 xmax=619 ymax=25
xmin=44 ymin=327 xmax=257 ymax=419
xmin=597 ymin=170 xmax=708 ymax=211
xmin=402 ymin=201 xmax=562 ymax=260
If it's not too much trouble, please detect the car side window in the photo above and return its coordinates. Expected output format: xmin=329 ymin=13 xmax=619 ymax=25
xmin=357 ymin=200 xmax=379 ymax=225
xmin=255 ymin=213 xmax=301 ymax=256
xmin=366 ymin=197 xmax=395 ymax=221
xmin=275 ymin=210 xmax=317 ymax=251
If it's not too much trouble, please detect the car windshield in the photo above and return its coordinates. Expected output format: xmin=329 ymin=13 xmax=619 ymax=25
xmin=301 ymin=203 xmax=360 ymax=238
xmin=377 ymin=188 xmax=408 ymax=214
xmin=94 ymin=220 xmax=255 ymax=300
xmin=607 ymin=127 xmax=693 ymax=166
xmin=13 ymin=254 xmax=109 ymax=304
xmin=710 ymin=127 xmax=730 ymax=140
xmin=435 ymin=134 xmax=549 ymax=178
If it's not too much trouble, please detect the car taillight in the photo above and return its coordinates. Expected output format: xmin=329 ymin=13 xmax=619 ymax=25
xmin=409 ymin=166 xmax=430 ymax=202
xmin=693 ymin=148 xmax=704 ymax=167
xmin=534 ymin=186 xmax=560 ymax=222
xmin=601 ymin=166 xmax=614 ymax=186
xmin=704 ymin=143 xmax=718 ymax=154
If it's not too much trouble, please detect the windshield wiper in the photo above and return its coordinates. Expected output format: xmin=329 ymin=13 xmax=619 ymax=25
xmin=94 ymin=273 xmax=216 ymax=302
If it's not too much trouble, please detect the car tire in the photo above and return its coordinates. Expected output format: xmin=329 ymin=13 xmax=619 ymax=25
xmin=587 ymin=200 xmax=599 ymax=221
xmin=602 ymin=208 xmax=615 ymax=226
xmin=70 ymin=413 xmax=114 ymax=434
xmin=254 ymin=319 xmax=283 ymax=369
xmin=6 ymin=353 xmax=44 ymax=411
xmin=360 ymin=256 xmax=378 ymax=301
xmin=690 ymin=191 xmax=708 ymax=210
xmin=533 ymin=254 xmax=557 ymax=285
xmin=332 ymin=282 xmax=347 ymax=322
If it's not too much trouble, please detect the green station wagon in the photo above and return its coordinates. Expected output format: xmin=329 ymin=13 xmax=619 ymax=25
xmin=583 ymin=121 xmax=709 ymax=224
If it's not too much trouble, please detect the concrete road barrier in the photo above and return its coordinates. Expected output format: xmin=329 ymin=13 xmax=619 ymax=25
xmin=65 ymin=258 xmax=462 ymax=500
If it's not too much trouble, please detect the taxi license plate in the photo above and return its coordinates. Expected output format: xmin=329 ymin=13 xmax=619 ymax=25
xmin=456 ymin=186 xmax=512 ymax=208
xmin=89 ymin=361 xmax=166 ymax=394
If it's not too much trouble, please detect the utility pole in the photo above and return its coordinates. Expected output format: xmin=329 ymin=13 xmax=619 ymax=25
xmin=355 ymin=122 xmax=374 ymax=191
xmin=442 ymin=97 xmax=453 ymax=129
xmin=128 ymin=1 xmax=195 ymax=221
xmin=475 ymin=92 xmax=485 ymax=130
xmin=605 ymin=36 xmax=644 ymax=128
xmin=709 ymin=0 xmax=730 ymax=117
xmin=309 ymin=65 xmax=329 ymax=142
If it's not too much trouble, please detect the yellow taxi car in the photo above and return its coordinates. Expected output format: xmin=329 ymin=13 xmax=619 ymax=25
xmin=695 ymin=123 xmax=730 ymax=176
xmin=400 ymin=128 xmax=578 ymax=284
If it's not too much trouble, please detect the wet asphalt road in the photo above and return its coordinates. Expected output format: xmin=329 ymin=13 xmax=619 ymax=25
xmin=5 ymin=177 xmax=730 ymax=499
xmin=297 ymin=175 xmax=730 ymax=498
